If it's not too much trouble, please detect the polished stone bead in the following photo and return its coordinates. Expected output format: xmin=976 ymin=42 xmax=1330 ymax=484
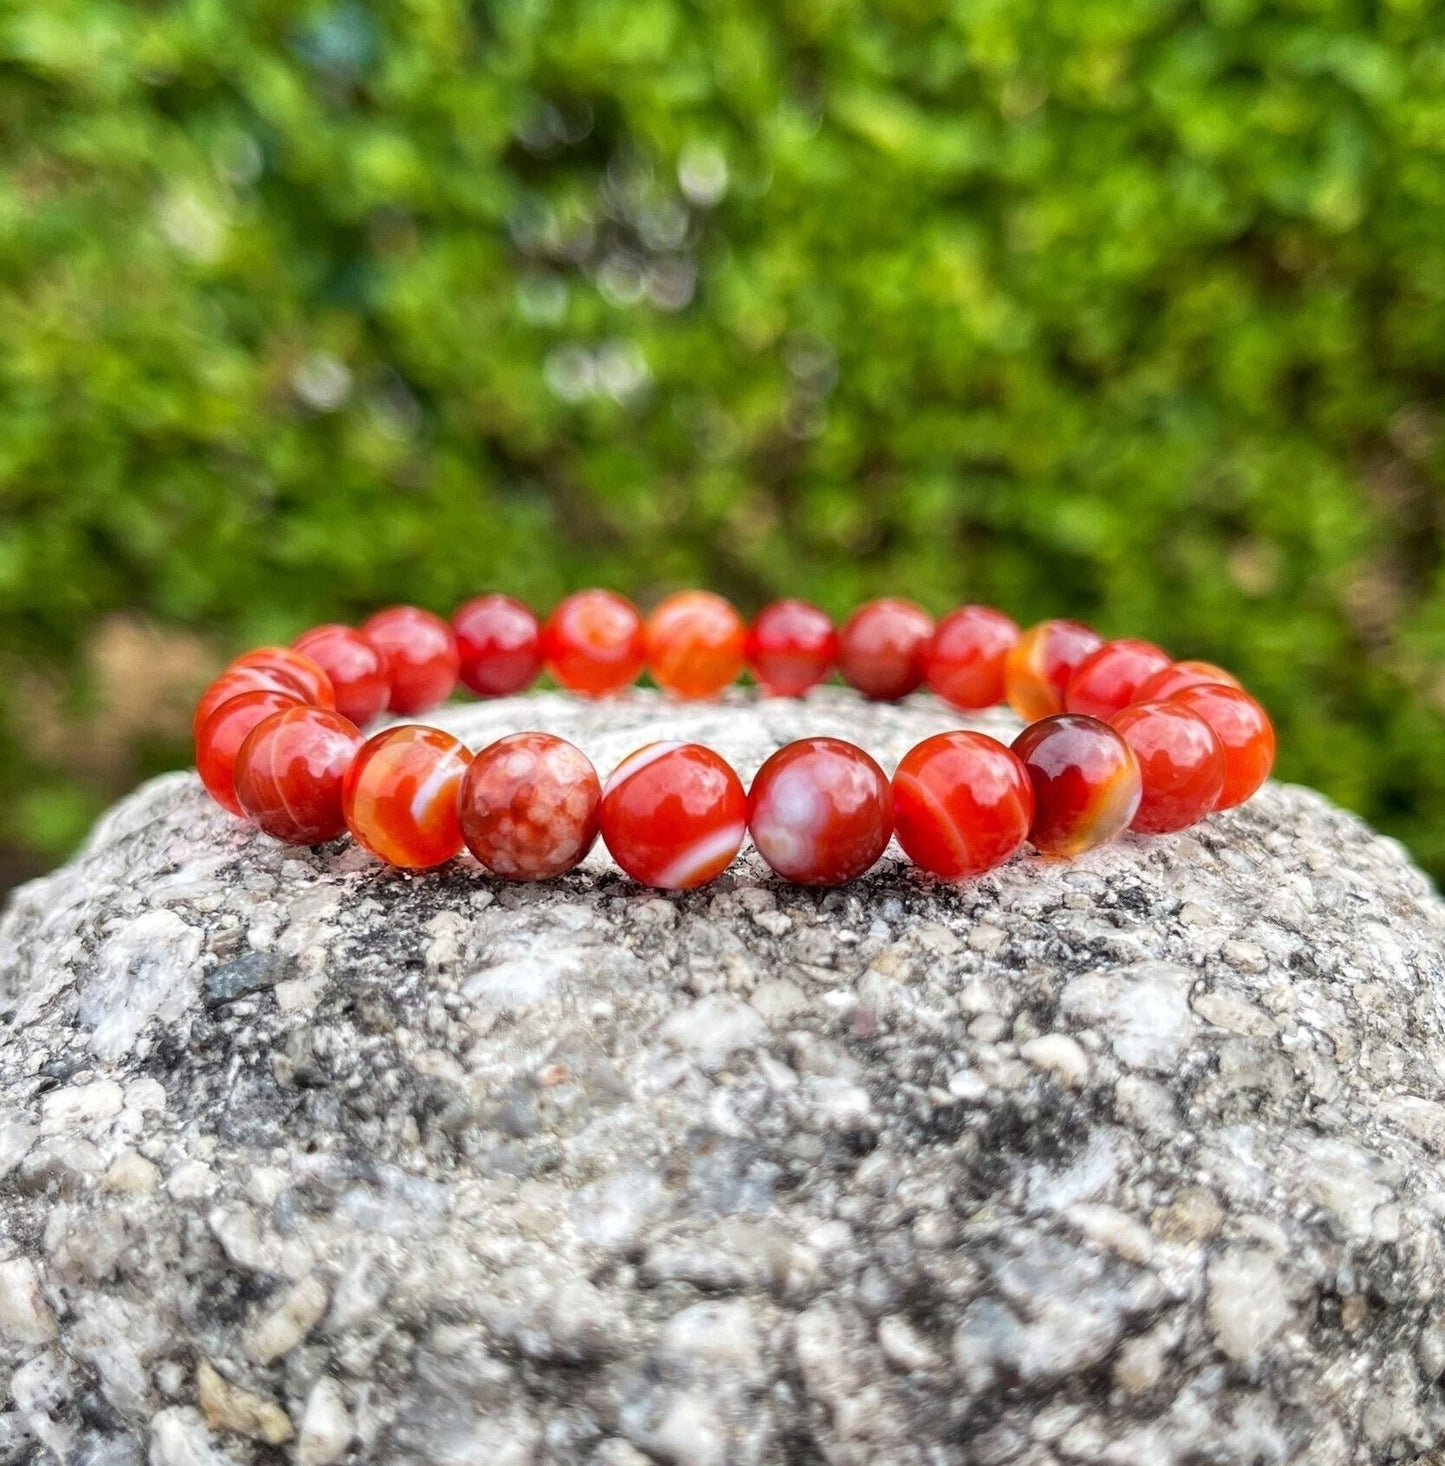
xmin=459 ymin=732 xmax=601 ymax=880
xmin=192 ymin=666 xmax=316 ymax=741
xmin=1168 ymin=684 xmax=1276 ymax=810
xmin=1003 ymin=619 xmax=1104 ymax=722
xmin=234 ymin=706 xmax=365 ymax=844
xmin=837 ymin=598 xmax=934 ymax=701
xmin=227 ymin=647 xmax=335 ymax=710
xmin=645 ymin=591 xmax=746 ymax=698
xmin=892 ymin=731 xmax=1034 ymax=879
xmin=1011 ymin=714 xmax=1142 ymax=857
xmin=196 ymin=688 xmax=306 ymax=816
xmin=925 ymin=605 xmax=1021 ymax=710
xmin=599 ymin=742 xmax=746 ymax=889
xmin=1110 ymin=701 xmax=1226 ymax=834
xmin=1134 ymin=659 xmax=1241 ymax=703
xmin=1064 ymin=639 xmax=1171 ymax=720
xmin=747 ymin=737 xmax=891 ymax=885
xmin=541 ymin=589 xmax=646 ymax=696
xmin=292 ymin=624 xmax=391 ymax=726
xmin=745 ymin=599 xmax=838 ymax=697
xmin=452 ymin=594 xmax=542 ymax=698
xmin=360 ymin=606 xmax=461 ymax=715
xmin=342 ymin=724 xmax=472 ymax=868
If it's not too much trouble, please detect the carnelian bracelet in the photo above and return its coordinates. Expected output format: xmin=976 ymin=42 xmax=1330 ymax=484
xmin=191 ymin=591 xmax=1276 ymax=891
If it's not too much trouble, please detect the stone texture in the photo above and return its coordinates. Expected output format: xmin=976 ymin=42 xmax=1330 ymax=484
xmin=1 ymin=688 xmax=1444 ymax=1465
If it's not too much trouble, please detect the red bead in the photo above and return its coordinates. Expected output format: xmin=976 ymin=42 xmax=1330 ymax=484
xmin=1134 ymin=660 xmax=1242 ymax=703
xmin=745 ymin=600 xmax=837 ymax=697
xmin=599 ymin=742 xmax=746 ymax=889
xmin=1064 ymin=639 xmax=1171 ymax=721
xmin=646 ymin=591 xmax=746 ymax=698
xmin=1167 ymin=684 xmax=1275 ymax=810
xmin=193 ymin=667 xmax=315 ymax=740
xmin=1109 ymin=702 xmax=1226 ymax=834
xmin=837 ymin=598 xmax=934 ymax=701
xmin=196 ymin=688 xmax=306 ymax=816
xmin=342 ymin=725 xmax=472 ymax=868
xmin=227 ymin=647 xmax=335 ymax=710
xmin=925 ymin=606 xmax=1021 ymax=710
xmin=1003 ymin=620 xmax=1104 ymax=722
xmin=459 ymin=733 xmax=601 ymax=880
xmin=891 ymin=732 xmax=1034 ymax=880
xmin=747 ymin=738 xmax=892 ymax=885
xmin=452 ymin=594 xmax=542 ymax=698
xmin=541 ymin=590 xmax=646 ymax=696
xmin=360 ymin=606 xmax=460 ymax=715
xmin=1011 ymin=714 xmax=1142 ymax=857
xmin=292 ymin=624 xmax=391 ymax=726
xmin=234 ymin=706 xmax=365 ymax=844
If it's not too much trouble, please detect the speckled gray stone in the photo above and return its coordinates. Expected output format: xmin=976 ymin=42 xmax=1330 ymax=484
xmin=2 ymin=689 xmax=1445 ymax=1466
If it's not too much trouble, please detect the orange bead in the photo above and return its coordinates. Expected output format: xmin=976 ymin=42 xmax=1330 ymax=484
xmin=227 ymin=647 xmax=335 ymax=710
xmin=1168 ymin=684 xmax=1275 ymax=810
xmin=541 ymin=590 xmax=646 ymax=695
xmin=234 ymin=706 xmax=364 ymax=844
xmin=1134 ymin=660 xmax=1241 ymax=703
xmin=342 ymin=725 xmax=472 ymax=868
xmin=645 ymin=591 xmax=746 ymax=698
xmin=1064 ymin=639 xmax=1171 ymax=721
xmin=925 ymin=606 xmax=1021 ymax=710
xmin=196 ymin=688 xmax=306 ymax=816
xmin=1003 ymin=620 xmax=1104 ymax=722
xmin=1011 ymin=714 xmax=1142 ymax=857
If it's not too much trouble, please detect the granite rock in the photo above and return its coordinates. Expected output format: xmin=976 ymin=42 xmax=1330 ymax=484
xmin=2 ymin=689 xmax=1444 ymax=1465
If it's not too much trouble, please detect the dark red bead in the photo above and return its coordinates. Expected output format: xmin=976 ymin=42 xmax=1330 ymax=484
xmin=745 ymin=600 xmax=838 ymax=697
xmin=1011 ymin=714 xmax=1142 ymax=857
xmin=452 ymin=594 xmax=543 ymax=698
xmin=292 ymin=624 xmax=391 ymax=726
xmin=360 ymin=606 xmax=461 ymax=715
xmin=837 ymin=598 xmax=934 ymax=701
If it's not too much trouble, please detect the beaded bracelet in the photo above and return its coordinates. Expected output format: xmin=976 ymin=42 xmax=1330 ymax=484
xmin=191 ymin=591 xmax=1276 ymax=891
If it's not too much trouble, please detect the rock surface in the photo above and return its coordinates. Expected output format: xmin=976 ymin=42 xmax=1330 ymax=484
xmin=2 ymin=689 xmax=1445 ymax=1466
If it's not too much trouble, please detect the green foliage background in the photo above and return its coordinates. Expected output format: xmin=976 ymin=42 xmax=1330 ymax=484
xmin=2 ymin=0 xmax=1443 ymax=881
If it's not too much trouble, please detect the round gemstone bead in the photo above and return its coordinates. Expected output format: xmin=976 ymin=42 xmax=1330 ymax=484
xmin=1109 ymin=701 xmax=1226 ymax=834
xmin=459 ymin=733 xmax=601 ymax=880
xmin=747 ymin=738 xmax=892 ymax=885
xmin=599 ymin=742 xmax=746 ymax=889
xmin=452 ymin=594 xmax=542 ymax=698
xmin=227 ymin=647 xmax=335 ymax=710
xmin=1168 ymin=684 xmax=1276 ymax=810
xmin=892 ymin=732 xmax=1034 ymax=880
xmin=837 ymin=598 xmax=934 ymax=701
xmin=645 ymin=591 xmax=746 ymax=698
xmin=541 ymin=590 xmax=646 ymax=696
xmin=925 ymin=606 xmax=1021 ymax=711
xmin=234 ymin=706 xmax=365 ymax=844
xmin=360 ymin=606 xmax=460 ymax=715
xmin=1003 ymin=620 xmax=1104 ymax=722
xmin=196 ymin=688 xmax=306 ymax=816
xmin=1064 ymin=639 xmax=1171 ymax=721
xmin=1011 ymin=714 xmax=1142 ymax=857
xmin=745 ymin=600 xmax=838 ymax=697
xmin=342 ymin=724 xmax=473 ymax=868
xmin=192 ymin=666 xmax=316 ymax=740
xmin=1134 ymin=659 xmax=1242 ymax=703
xmin=291 ymin=624 xmax=391 ymax=726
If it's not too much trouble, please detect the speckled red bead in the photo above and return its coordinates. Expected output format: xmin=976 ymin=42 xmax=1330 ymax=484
xmin=1167 ymin=684 xmax=1276 ymax=811
xmin=745 ymin=600 xmax=838 ymax=697
xmin=1064 ymin=639 xmax=1172 ymax=721
xmin=892 ymin=732 xmax=1034 ymax=880
xmin=292 ymin=624 xmax=391 ymax=726
xmin=599 ymin=742 xmax=747 ymax=889
xmin=1110 ymin=701 xmax=1226 ymax=834
xmin=1011 ymin=714 xmax=1142 ymax=857
xmin=342 ymin=724 xmax=472 ymax=868
xmin=926 ymin=606 xmax=1021 ymax=711
xmin=1004 ymin=620 xmax=1104 ymax=722
xmin=837 ymin=598 xmax=934 ymax=701
xmin=234 ymin=705 xmax=365 ymax=844
xmin=646 ymin=591 xmax=746 ymax=699
xmin=452 ymin=594 xmax=542 ymax=698
xmin=361 ymin=606 xmax=460 ymax=715
xmin=459 ymin=732 xmax=601 ymax=880
xmin=542 ymin=590 xmax=646 ymax=696
xmin=747 ymin=738 xmax=892 ymax=885
xmin=197 ymin=688 xmax=307 ymax=816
